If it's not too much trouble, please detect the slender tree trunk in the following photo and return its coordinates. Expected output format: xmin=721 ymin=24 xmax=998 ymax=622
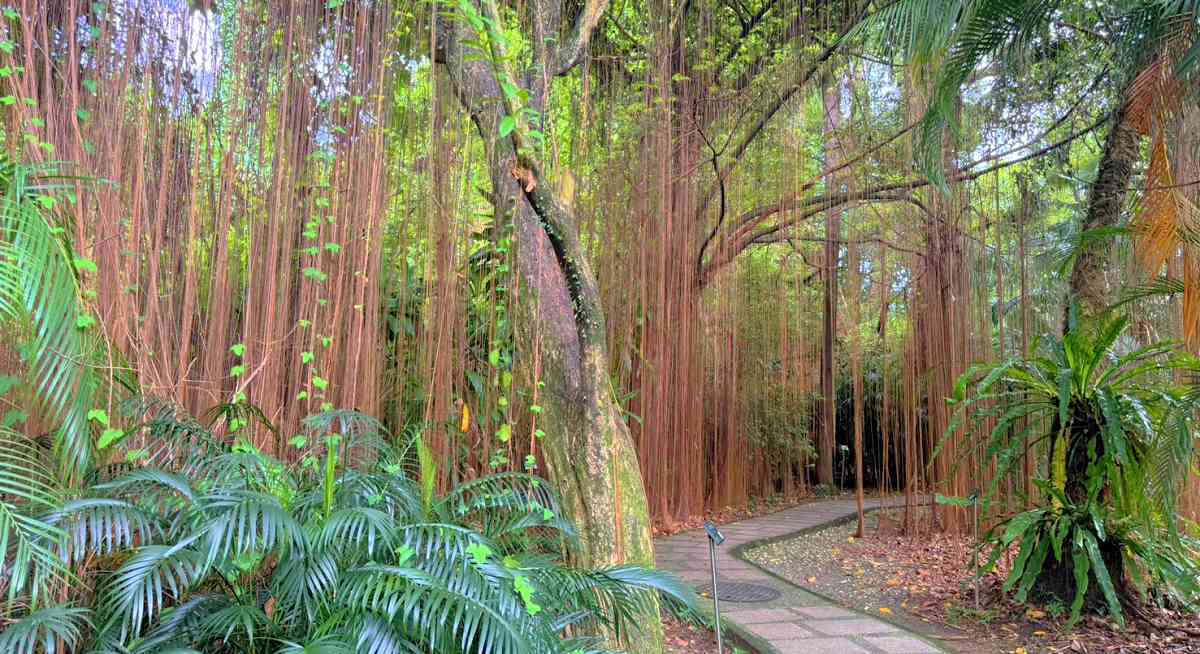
xmin=1017 ymin=176 xmax=1034 ymax=506
xmin=850 ymin=238 xmax=865 ymax=536
xmin=819 ymin=75 xmax=844 ymax=487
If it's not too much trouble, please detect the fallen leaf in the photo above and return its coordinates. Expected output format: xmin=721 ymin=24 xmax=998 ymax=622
xmin=879 ymin=607 xmax=893 ymax=615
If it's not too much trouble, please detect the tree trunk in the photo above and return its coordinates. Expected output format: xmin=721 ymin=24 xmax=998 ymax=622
xmin=1043 ymin=103 xmax=1142 ymax=608
xmin=1064 ymin=106 xmax=1141 ymax=329
xmin=439 ymin=2 xmax=663 ymax=650
xmin=819 ymin=75 xmax=844 ymax=487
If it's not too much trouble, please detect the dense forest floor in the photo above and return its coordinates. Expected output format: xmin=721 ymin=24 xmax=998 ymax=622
xmin=746 ymin=508 xmax=1200 ymax=653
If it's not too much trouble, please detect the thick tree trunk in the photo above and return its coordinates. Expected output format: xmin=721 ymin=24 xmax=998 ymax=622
xmin=1044 ymin=104 xmax=1142 ymax=608
xmin=440 ymin=3 xmax=662 ymax=650
xmin=1064 ymin=106 xmax=1141 ymax=328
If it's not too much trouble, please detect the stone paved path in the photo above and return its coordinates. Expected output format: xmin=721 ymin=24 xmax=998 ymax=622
xmin=655 ymin=498 xmax=945 ymax=654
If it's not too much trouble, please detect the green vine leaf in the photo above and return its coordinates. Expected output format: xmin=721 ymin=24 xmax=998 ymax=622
xmin=499 ymin=115 xmax=517 ymax=137
xmin=97 ymin=428 xmax=126 ymax=450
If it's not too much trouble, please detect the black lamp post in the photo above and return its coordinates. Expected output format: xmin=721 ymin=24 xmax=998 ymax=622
xmin=704 ymin=521 xmax=726 ymax=654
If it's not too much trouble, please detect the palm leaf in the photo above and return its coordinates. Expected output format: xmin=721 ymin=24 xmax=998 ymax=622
xmin=0 ymin=158 xmax=101 ymax=483
xmin=0 ymin=433 xmax=68 ymax=604
xmin=0 ymin=605 xmax=91 ymax=654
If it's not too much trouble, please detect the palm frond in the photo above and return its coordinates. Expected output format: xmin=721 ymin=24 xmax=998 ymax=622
xmin=0 ymin=605 xmax=91 ymax=654
xmin=0 ymin=157 xmax=102 ymax=482
xmin=96 ymin=537 xmax=207 ymax=641
xmin=0 ymin=432 xmax=68 ymax=605
xmin=44 ymin=498 xmax=162 ymax=563
xmin=274 ymin=635 xmax=356 ymax=654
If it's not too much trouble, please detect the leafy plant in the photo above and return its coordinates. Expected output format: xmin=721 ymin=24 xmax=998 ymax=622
xmin=0 ymin=399 xmax=698 ymax=653
xmin=0 ymin=154 xmax=103 ymax=482
xmin=947 ymin=315 xmax=1200 ymax=624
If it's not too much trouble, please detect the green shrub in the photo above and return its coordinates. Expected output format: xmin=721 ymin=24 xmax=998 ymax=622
xmin=947 ymin=315 xmax=1200 ymax=624
xmin=0 ymin=399 xmax=696 ymax=653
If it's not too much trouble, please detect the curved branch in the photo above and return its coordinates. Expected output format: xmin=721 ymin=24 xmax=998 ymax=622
xmin=556 ymin=0 xmax=612 ymax=75
xmin=693 ymin=1 xmax=873 ymax=222
xmin=697 ymin=112 xmax=1112 ymax=287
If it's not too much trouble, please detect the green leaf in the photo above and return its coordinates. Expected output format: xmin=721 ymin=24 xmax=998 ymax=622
xmin=229 ymin=364 xmax=246 ymax=377
xmin=1056 ymin=367 xmax=1072 ymax=430
xmin=312 ymin=376 xmax=328 ymax=391
xmin=86 ymin=409 xmax=109 ymax=427
xmin=1070 ymin=533 xmax=1092 ymax=623
xmin=396 ymin=544 xmax=415 ymax=566
xmin=82 ymin=79 xmax=98 ymax=95
xmin=514 ymin=575 xmax=542 ymax=616
xmin=1079 ymin=529 xmax=1124 ymax=625
xmin=301 ymin=351 xmax=314 ymax=364
xmin=0 ymin=375 xmax=18 ymax=397
xmin=1001 ymin=510 xmax=1043 ymax=545
xmin=229 ymin=343 xmax=245 ymax=357
xmin=497 ymin=423 xmax=512 ymax=443
xmin=4 ymin=409 xmax=28 ymax=427
xmin=466 ymin=542 xmax=492 ymax=565
xmin=73 ymin=258 xmax=97 ymax=274
xmin=97 ymin=428 xmax=126 ymax=450
xmin=499 ymin=116 xmax=517 ymax=137
xmin=75 ymin=315 xmax=95 ymax=330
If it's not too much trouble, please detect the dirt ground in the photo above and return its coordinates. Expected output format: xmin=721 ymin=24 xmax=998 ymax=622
xmin=744 ymin=506 xmax=1200 ymax=654
xmin=663 ymin=615 xmax=758 ymax=654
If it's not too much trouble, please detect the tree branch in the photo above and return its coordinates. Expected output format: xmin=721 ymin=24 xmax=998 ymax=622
xmin=697 ymin=112 xmax=1112 ymax=286
xmin=693 ymin=1 xmax=872 ymax=223
xmin=556 ymin=0 xmax=612 ymax=75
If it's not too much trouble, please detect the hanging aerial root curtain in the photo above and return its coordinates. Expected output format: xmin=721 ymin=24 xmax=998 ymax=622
xmin=4 ymin=1 xmax=394 ymax=454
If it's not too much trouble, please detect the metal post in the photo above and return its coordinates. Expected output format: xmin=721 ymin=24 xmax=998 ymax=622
xmin=704 ymin=522 xmax=726 ymax=654
xmin=970 ymin=491 xmax=980 ymax=611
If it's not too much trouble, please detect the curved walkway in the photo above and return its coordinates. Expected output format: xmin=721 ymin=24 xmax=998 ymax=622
xmin=655 ymin=497 xmax=946 ymax=654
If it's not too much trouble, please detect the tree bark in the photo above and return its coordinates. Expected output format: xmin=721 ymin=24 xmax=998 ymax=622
xmin=1064 ymin=105 xmax=1141 ymax=329
xmin=439 ymin=2 xmax=662 ymax=650
xmin=1044 ymin=102 xmax=1142 ymax=609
